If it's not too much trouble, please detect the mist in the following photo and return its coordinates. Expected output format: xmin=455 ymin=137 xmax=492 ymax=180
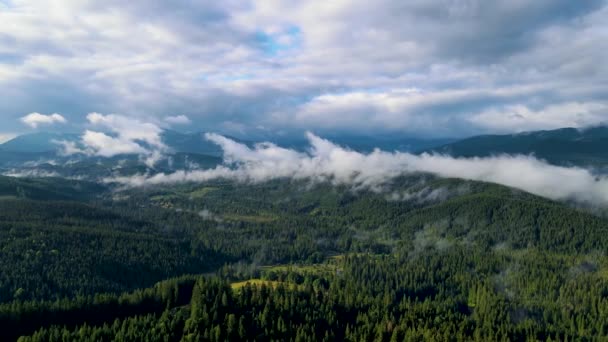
xmin=105 ymin=132 xmax=608 ymax=206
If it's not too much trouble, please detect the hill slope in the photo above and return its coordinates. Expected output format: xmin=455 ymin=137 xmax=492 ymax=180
xmin=0 ymin=175 xmax=106 ymax=201
xmin=428 ymin=126 xmax=608 ymax=167
xmin=4 ymin=176 xmax=608 ymax=341
xmin=0 ymin=132 xmax=80 ymax=153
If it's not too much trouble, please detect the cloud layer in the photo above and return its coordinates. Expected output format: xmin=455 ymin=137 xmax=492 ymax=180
xmin=1 ymin=1 xmax=607 ymax=137
xmin=106 ymin=133 xmax=608 ymax=206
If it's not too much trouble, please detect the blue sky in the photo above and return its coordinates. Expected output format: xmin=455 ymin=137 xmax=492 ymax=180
xmin=0 ymin=0 xmax=607 ymax=142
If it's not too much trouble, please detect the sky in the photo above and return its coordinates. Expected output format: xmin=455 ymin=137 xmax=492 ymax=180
xmin=0 ymin=0 xmax=607 ymax=142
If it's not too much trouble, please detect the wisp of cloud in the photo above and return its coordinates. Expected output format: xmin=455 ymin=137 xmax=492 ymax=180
xmin=105 ymin=132 xmax=608 ymax=206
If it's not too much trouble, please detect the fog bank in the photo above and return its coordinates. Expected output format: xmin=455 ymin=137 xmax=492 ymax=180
xmin=105 ymin=132 xmax=608 ymax=206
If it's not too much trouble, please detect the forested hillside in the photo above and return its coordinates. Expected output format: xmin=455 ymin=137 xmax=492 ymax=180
xmin=429 ymin=126 xmax=608 ymax=168
xmin=0 ymin=175 xmax=607 ymax=340
xmin=0 ymin=176 xmax=105 ymax=201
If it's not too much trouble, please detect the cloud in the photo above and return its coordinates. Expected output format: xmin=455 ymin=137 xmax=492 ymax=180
xmin=198 ymin=208 xmax=223 ymax=222
xmin=388 ymin=185 xmax=470 ymax=204
xmin=286 ymin=87 xmax=532 ymax=135
xmin=2 ymin=169 xmax=61 ymax=178
xmin=20 ymin=113 xmax=67 ymax=128
xmin=106 ymin=133 xmax=608 ymax=206
xmin=86 ymin=113 xmax=164 ymax=149
xmin=164 ymin=115 xmax=192 ymax=125
xmin=56 ymin=113 xmax=168 ymax=167
xmin=0 ymin=2 xmax=607 ymax=136
xmin=52 ymin=139 xmax=85 ymax=156
xmin=81 ymin=130 xmax=148 ymax=157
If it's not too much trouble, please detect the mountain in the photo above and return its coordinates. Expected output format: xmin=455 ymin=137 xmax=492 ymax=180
xmin=0 ymin=132 xmax=78 ymax=167
xmin=271 ymin=133 xmax=455 ymax=153
xmin=0 ymin=132 xmax=80 ymax=153
xmin=4 ymin=126 xmax=608 ymax=174
xmin=427 ymin=126 xmax=608 ymax=167
xmin=0 ymin=149 xmax=54 ymax=166
xmin=0 ymin=130 xmax=242 ymax=156
xmin=161 ymin=130 xmax=233 ymax=156
xmin=1 ymin=130 xmax=452 ymax=156
xmin=0 ymin=131 xmax=226 ymax=174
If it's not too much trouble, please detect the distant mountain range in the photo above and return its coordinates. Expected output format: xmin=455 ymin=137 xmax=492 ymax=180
xmin=271 ymin=134 xmax=456 ymax=153
xmin=428 ymin=126 xmax=608 ymax=168
xmin=2 ymin=126 xmax=608 ymax=173
xmin=0 ymin=132 xmax=81 ymax=153
xmin=0 ymin=130 xmax=453 ymax=157
xmin=0 ymin=131 xmax=231 ymax=156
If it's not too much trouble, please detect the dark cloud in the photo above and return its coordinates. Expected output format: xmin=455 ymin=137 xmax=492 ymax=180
xmin=422 ymin=0 xmax=605 ymax=62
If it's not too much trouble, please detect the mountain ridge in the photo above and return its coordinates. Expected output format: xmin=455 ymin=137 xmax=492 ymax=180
xmin=425 ymin=125 xmax=608 ymax=167
xmin=4 ymin=126 xmax=608 ymax=171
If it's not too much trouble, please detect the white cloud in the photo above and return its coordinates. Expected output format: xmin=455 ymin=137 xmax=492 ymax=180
xmin=20 ymin=113 xmax=67 ymax=128
xmin=57 ymin=113 xmax=168 ymax=167
xmin=52 ymin=139 xmax=86 ymax=156
xmin=164 ymin=115 xmax=192 ymax=125
xmin=81 ymin=130 xmax=148 ymax=157
xmin=86 ymin=113 xmax=164 ymax=148
xmin=286 ymin=86 xmax=562 ymax=135
xmin=106 ymin=133 xmax=608 ymax=206
xmin=2 ymin=169 xmax=61 ymax=178
xmin=0 ymin=1 xmax=606 ymax=136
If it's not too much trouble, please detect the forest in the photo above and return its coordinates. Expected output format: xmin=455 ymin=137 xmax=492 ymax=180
xmin=1 ymin=174 xmax=608 ymax=341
